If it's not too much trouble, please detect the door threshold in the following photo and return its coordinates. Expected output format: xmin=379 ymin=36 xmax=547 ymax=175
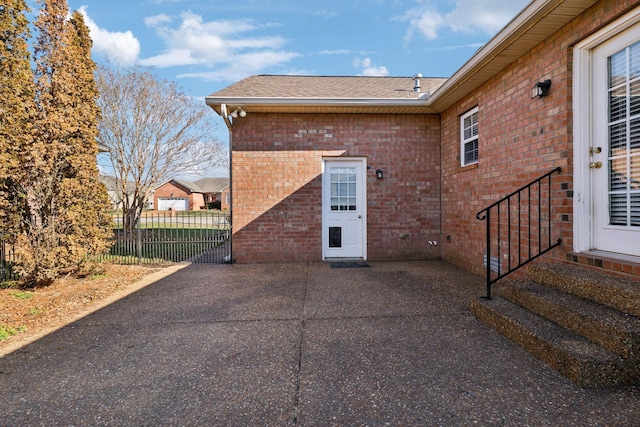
xmin=579 ymin=250 xmax=640 ymax=265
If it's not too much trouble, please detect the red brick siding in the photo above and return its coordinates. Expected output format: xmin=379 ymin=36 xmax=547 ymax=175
xmin=220 ymin=187 xmax=230 ymax=211
xmin=154 ymin=181 xmax=204 ymax=211
xmin=191 ymin=193 xmax=205 ymax=210
xmin=440 ymin=0 xmax=639 ymax=277
xmin=231 ymin=113 xmax=441 ymax=263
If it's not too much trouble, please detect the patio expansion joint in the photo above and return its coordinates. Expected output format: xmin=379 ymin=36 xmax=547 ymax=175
xmin=292 ymin=261 xmax=311 ymax=426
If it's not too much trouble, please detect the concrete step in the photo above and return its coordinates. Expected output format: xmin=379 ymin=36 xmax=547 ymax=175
xmin=470 ymin=296 xmax=640 ymax=387
xmin=496 ymin=280 xmax=640 ymax=360
xmin=528 ymin=263 xmax=640 ymax=317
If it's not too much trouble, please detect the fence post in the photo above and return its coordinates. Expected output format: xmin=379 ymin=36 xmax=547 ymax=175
xmin=137 ymin=218 xmax=142 ymax=264
xmin=0 ymin=235 xmax=6 ymax=282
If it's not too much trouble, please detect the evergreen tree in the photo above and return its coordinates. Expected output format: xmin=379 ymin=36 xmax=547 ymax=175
xmin=62 ymin=11 xmax=112 ymax=259
xmin=0 ymin=1 xmax=36 ymax=237
xmin=14 ymin=0 xmax=111 ymax=285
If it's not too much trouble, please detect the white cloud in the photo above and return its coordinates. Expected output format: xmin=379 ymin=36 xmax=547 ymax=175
xmin=178 ymin=50 xmax=299 ymax=82
xmin=78 ymin=6 xmax=140 ymax=65
xmin=148 ymin=0 xmax=192 ymax=3
xmin=424 ymin=42 xmax=485 ymax=51
xmin=353 ymin=57 xmax=389 ymax=77
xmin=144 ymin=14 xmax=172 ymax=28
xmin=317 ymin=49 xmax=376 ymax=56
xmin=140 ymin=10 xmax=297 ymax=80
xmin=312 ymin=9 xmax=339 ymax=18
xmin=399 ymin=0 xmax=529 ymax=42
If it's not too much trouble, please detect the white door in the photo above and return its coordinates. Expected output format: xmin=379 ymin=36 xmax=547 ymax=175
xmin=322 ymin=159 xmax=366 ymax=259
xmin=591 ymin=27 xmax=640 ymax=256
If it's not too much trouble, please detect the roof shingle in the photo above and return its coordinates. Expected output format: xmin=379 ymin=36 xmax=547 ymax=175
xmin=209 ymin=75 xmax=447 ymax=100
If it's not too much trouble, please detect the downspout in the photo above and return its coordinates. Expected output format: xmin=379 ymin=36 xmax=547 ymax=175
xmin=220 ymin=103 xmax=233 ymax=131
xmin=221 ymin=104 xmax=234 ymax=263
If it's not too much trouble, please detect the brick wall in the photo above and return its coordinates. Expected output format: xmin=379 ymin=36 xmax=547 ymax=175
xmin=154 ymin=181 xmax=204 ymax=211
xmin=231 ymin=113 xmax=441 ymax=263
xmin=439 ymin=0 xmax=639 ymax=277
xmin=220 ymin=187 xmax=230 ymax=211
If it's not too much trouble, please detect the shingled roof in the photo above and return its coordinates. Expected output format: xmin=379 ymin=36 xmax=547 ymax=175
xmin=158 ymin=178 xmax=229 ymax=194
xmin=206 ymin=75 xmax=448 ymax=115
xmin=210 ymin=75 xmax=447 ymax=99
xmin=207 ymin=0 xmax=599 ymax=117
xmin=194 ymin=177 xmax=229 ymax=193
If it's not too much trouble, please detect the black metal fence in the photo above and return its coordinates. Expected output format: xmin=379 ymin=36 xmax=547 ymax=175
xmin=0 ymin=234 xmax=17 ymax=282
xmin=106 ymin=210 xmax=231 ymax=265
xmin=0 ymin=211 xmax=231 ymax=280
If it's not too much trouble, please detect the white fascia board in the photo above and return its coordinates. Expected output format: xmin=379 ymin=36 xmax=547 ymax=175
xmin=427 ymin=0 xmax=587 ymax=107
xmin=205 ymin=96 xmax=428 ymax=110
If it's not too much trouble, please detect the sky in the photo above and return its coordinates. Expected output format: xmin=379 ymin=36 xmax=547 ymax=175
xmin=26 ymin=0 xmax=531 ymax=176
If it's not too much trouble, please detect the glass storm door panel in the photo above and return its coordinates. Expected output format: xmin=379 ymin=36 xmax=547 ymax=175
xmin=592 ymin=30 xmax=640 ymax=256
xmin=322 ymin=159 xmax=366 ymax=259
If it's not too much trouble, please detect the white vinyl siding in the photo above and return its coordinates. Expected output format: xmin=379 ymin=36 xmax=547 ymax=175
xmin=461 ymin=107 xmax=479 ymax=166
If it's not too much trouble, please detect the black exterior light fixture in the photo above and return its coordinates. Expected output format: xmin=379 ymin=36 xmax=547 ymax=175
xmin=531 ymin=79 xmax=551 ymax=99
xmin=375 ymin=169 xmax=384 ymax=179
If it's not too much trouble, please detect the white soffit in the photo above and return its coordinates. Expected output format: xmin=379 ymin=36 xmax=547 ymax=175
xmin=427 ymin=0 xmax=599 ymax=112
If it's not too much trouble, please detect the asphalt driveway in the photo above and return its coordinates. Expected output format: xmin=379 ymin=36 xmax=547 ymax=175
xmin=1 ymin=260 xmax=638 ymax=426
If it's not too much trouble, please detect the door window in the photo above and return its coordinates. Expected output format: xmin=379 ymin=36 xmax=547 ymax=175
xmin=608 ymin=41 xmax=640 ymax=227
xmin=330 ymin=167 xmax=357 ymax=211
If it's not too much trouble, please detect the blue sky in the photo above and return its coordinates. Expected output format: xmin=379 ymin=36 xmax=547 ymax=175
xmin=49 ymin=0 xmax=531 ymax=100
xmin=26 ymin=0 xmax=531 ymax=177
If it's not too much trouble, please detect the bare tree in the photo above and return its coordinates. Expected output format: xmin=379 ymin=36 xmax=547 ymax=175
xmin=95 ymin=63 xmax=226 ymax=230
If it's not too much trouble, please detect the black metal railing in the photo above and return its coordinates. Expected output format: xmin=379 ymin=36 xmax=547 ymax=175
xmin=476 ymin=167 xmax=562 ymax=299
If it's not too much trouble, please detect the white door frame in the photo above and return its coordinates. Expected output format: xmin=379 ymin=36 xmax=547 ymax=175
xmin=322 ymin=157 xmax=367 ymax=260
xmin=573 ymin=7 xmax=640 ymax=254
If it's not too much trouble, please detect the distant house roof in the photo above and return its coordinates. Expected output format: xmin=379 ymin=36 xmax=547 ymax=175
xmin=158 ymin=178 xmax=229 ymax=194
xmin=99 ymin=175 xmax=137 ymax=195
xmin=99 ymin=175 xmax=118 ymax=192
xmin=194 ymin=177 xmax=230 ymax=193
xmin=171 ymin=179 xmax=205 ymax=193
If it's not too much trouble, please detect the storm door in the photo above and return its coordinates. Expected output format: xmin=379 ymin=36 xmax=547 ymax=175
xmin=592 ymin=28 xmax=640 ymax=256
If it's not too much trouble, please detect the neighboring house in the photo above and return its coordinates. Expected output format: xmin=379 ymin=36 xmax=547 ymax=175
xmin=205 ymin=0 xmax=640 ymax=282
xmin=99 ymin=175 xmax=154 ymax=210
xmin=99 ymin=175 xmax=122 ymax=210
xmin=194 ymin=177 xmax=231 ymax=211
xmin=154 ymin=178 xmax=230 ymax=211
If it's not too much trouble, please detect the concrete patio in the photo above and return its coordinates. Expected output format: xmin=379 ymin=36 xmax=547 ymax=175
xmin=0 ymin=260 xmax=638 ymax=425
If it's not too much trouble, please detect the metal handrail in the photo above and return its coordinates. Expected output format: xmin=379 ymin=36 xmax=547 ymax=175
xmin=476 ymin=167 xmax=562 ymax=299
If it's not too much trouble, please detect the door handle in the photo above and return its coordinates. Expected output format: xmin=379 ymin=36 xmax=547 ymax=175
xmin=358 ymin=215 xmax=362 ymax=218
xmin=589 ymin=161 xmax=602 ymax=169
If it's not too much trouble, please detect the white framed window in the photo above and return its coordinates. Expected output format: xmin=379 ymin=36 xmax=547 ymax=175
xmin=461 ymin=106 xmax=479 ymax=166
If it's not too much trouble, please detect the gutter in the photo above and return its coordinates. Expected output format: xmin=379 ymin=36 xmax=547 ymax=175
xmin=205 ymin=96 xmax=434 ymax=116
